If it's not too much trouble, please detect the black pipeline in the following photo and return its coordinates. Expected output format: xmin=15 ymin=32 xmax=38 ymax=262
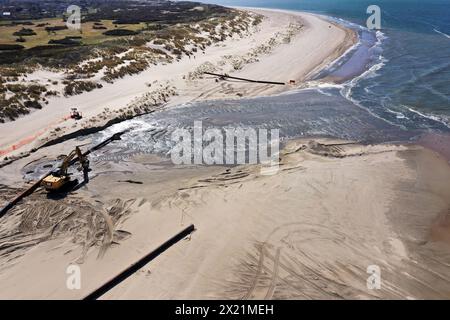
xmin=203 ymin=72 xmax=286 ymax=86
xmin=83 ymin=224 xmax=195 ymax=300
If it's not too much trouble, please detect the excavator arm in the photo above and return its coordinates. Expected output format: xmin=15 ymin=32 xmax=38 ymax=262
xmin=57 ymin=147 xmax=80 ymax=176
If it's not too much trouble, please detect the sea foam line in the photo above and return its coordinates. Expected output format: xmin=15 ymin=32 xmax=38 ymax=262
xmin=433 ymin=28 xmax=450 ymax=39
xmin=405 ymin=105 xmax=450 ymax=129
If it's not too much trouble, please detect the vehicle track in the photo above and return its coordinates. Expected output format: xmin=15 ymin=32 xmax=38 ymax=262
xmin=264 ymin=247 xmax=281 ymax=300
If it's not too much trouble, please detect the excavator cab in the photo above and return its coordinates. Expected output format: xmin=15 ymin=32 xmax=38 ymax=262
xmin=41 ymin=173 xmax=70 ymax=191
xmin=41 ymin=146 xmax=89 ymax=192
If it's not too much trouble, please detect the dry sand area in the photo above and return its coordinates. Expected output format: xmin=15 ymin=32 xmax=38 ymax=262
xmin=0 ymin=8 xmax=355 ymax=159
xmin=1 ymin=139 xmax=450 ymax=299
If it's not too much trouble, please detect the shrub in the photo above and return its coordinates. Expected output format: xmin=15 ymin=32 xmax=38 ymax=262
xmin=24 ymin=100 xmax=42 ymax=109
xmin=153 ymin=39 xmax=164 ymax=45
xmin=45 ymin=25 xmax=68 ymax=32
xmin=13 ymin=28 xmax=36 ymax=36
xmin=48 ymin=37 xmax=82 ymax=46
xmin=64 ymin=81 xmax=103 ymax=96
xmin=0 ymin=44 xmax=25 ymax=51
xmin=103 ymin=29 xmax=138 ymax=36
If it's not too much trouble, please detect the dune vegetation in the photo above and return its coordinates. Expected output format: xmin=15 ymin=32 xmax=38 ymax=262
xmin=0 ymin=0 xmax=261 ymax=122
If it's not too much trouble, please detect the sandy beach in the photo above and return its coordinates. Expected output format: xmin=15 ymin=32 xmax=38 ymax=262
xmin=1 ymin=7 xmax=450 ymax=301
xmin=99 ymin=140 xmax=450 ymax=299
xmin=1 ymin=137 xmax=450 ymax=299
xmin=0 ymin=8 xmax=355 ymax=160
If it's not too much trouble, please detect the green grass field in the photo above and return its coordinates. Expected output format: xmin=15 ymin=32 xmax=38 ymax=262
xmin=0 ymin=19 xmax=147 ymax=48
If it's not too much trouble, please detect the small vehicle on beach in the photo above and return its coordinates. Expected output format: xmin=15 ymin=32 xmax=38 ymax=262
xmin=70 ymin=108 xmax=82 ymax=120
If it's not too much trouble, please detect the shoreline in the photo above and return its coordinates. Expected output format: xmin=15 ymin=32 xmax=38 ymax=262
xmin=0 ymin=8 xmax=357 ymax=161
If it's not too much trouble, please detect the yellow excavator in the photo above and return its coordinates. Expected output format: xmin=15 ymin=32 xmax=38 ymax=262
xmin=41 ymin=146 xmax=89 ymax=191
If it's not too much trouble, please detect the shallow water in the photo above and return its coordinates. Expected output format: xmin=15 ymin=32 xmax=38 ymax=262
xmin=89 ymin=88 xmax=431 ymax=159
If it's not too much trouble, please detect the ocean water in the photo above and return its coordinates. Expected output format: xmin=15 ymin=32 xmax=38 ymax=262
xmin=85 ymin=0 xmax=450 ymax=158
xmin=209 ymin=0 xmax=450 ymax=128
